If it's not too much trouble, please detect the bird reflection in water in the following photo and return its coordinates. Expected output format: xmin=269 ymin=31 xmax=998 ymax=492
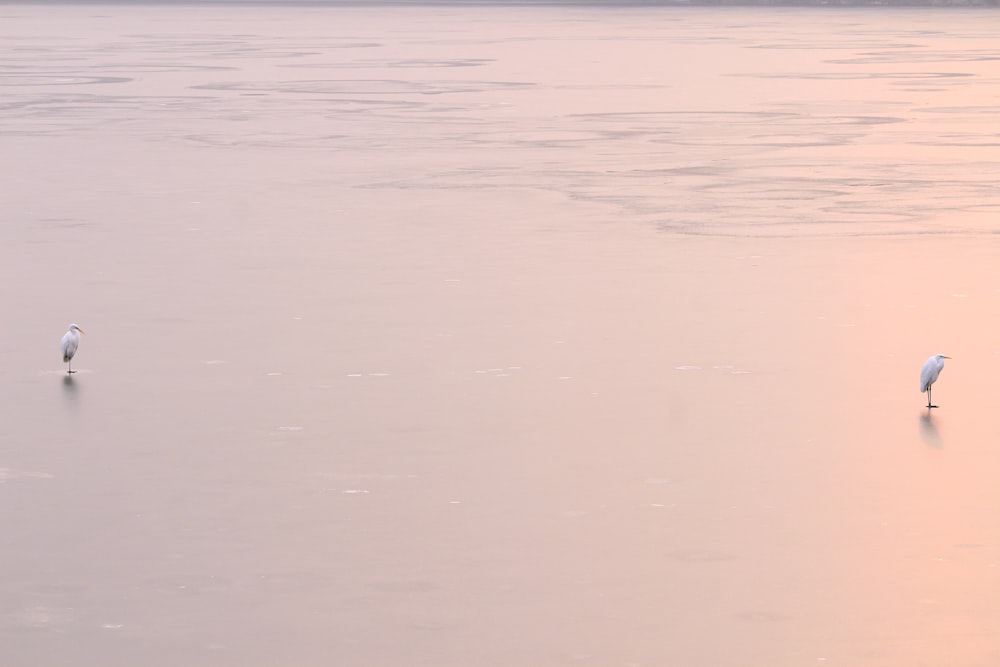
xmin=61 ymin=373 xmax=78 ymax=398
xmin=919 ymin=410 xmax=943 ymax=449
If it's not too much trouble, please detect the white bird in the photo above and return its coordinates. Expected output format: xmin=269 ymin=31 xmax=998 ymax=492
xmin=920 ymin=353 xmax=950 ymax=408
xmin=61 ymin=323 xmax=85 ymax=374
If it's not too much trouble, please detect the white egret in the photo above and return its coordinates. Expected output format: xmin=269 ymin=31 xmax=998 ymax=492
xmin=920 ymin=353 xmax=950 ymax=408
xmin=61 ymin=324 xmax=85 ymax=374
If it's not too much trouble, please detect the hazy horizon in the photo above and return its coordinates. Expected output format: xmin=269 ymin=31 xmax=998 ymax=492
xmin=3 ymin=0 xmax=999 ymax=7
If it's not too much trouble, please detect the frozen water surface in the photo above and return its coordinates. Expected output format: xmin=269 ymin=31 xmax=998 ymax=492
xmin=3 ymin=5 xmax=1000 ymax=667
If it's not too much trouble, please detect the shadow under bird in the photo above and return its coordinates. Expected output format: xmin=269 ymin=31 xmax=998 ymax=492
xmin=61 ymin=323 xmax=85 ymax=374
xmin=920 ymin=353 xmax=950 ymax=409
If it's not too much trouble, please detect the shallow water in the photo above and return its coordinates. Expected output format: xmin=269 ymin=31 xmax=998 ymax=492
xmin=3 ymin=5 xmax=1000 ymax=666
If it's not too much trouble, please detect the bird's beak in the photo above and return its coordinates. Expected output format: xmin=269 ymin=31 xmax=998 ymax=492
xmin=78 ymin=328 xmax=86 ymax=334
xmin=943 ymin=355 xmax=951 ymax=359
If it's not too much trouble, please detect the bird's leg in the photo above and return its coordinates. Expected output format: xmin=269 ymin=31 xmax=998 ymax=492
xmin=927 ymin=387 xmax=935 ymax=409
xmin=67 ymin=360 xmax=74 ymax=374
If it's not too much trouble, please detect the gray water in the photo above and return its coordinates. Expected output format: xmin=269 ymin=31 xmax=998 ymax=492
xmin=4 ymin=5 xmax=1000 ymax=666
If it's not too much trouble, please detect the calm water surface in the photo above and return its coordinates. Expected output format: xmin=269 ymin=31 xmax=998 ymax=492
xmin=3 ymin=5 xmax=1000 ymax=666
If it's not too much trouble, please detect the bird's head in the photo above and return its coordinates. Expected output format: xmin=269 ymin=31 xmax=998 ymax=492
xmin=69 ymin=324 xmax=85 ymax=334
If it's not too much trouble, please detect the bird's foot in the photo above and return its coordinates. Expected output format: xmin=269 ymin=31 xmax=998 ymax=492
xmin=927 ymin=404 xmax=938 ymax=409
xmin=67 ymin=370 xmax=77 ymax=374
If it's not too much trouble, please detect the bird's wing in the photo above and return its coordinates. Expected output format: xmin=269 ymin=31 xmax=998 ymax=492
xmin=919 ymin=358 xmax=935 ymax=392
xmin=61 ymin=333 xmax=78 ymax=362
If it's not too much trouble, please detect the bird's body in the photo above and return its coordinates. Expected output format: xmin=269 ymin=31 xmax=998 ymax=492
xmin=61 ymin=324 xmax=85 ymax=374
xmin=920 ymin=353 xmax=950 ymax=408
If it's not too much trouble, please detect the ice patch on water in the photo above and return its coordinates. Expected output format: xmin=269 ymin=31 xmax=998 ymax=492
xmin=476 ymin=367 xmax=521 ymax=376
xmin=677 ymin=365 xmax=752 ymax=375
xmin=277 ymin=426 xmax=303 ymax=431
xmin=14 ymin=605 xmax=72 ymax=629
xmin=203 ymin=360 xmax=226 ymax=365
xmin=342 ymin=489 xmax=370 ymax=494
xmin=0 ymin=468 xmax=54 ymax=482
